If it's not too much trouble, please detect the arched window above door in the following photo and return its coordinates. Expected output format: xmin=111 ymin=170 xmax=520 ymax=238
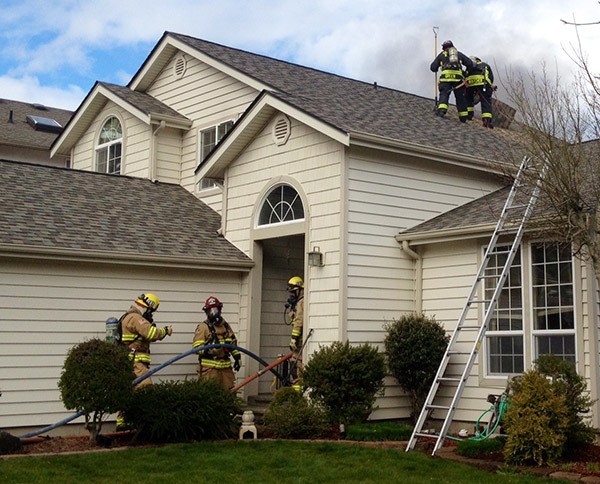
xmin=258 ymin=184 xmax=305 ymax=226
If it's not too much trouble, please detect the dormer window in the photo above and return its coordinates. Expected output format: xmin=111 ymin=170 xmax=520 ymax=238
xmin=96 ymin=116 xmax=122 ymax=174
xmin=199 ymin=120 xmax=234 ymax=162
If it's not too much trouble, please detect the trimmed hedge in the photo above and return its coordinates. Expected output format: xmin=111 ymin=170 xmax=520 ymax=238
xmin=124 ymin=379 xmax=241 ymax=442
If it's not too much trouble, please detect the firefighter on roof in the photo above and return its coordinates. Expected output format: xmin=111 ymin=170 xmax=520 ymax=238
xmin=466 ymin=56 xmax=496 ymax=128
xmin=193 ymin=296 xmax=241 ymax=390
xmin=117 ymin=292 xmax=172 ymax=429
xmin=430 ymin=40 xmax=474 ymax=122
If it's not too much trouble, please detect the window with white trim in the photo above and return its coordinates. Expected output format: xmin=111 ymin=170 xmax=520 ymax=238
xmin=199 ymin=120 xmax=234 ymax=162
xmin=485 ymin=241 xmax=576 ymax=376
xmin=196 ymin=177 xmax=223 ymax=192
xmin=531 ymin=242 xmax=575 ymax=362
xmin=258 ymin=185 xmax=304 ymax=226
xmin=485 ymin=245 xmax=524 ymax=374
xmin=96 ymin=116 xmax=122 ymax=174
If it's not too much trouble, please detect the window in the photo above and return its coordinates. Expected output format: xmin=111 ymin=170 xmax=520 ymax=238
xmin=196 ymin=177 xmax=223 ymax=192
xmin=199 ymin=120 xmax=234 ymax=161
xmin=485 ymin=245 xmax=524 ymax=374
xmin=96 ymin=117 xmax=122 ymax=174
xmin=484 ymin=241 xmax=576 ymax=376
xmin=532 ymin=242 xmax=575 ymax=363
xmin=258 ymin=185 xmax=304 ymax=226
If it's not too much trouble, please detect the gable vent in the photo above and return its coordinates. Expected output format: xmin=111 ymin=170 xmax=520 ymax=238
xmin=173 ymin=55 xmax=187 ymax=79
xmin=272 ymin=114 xmax=291 ymax=146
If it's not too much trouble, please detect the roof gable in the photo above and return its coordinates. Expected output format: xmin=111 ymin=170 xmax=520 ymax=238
xmin=51 ymin=82 xmax=191 ymax=157
xmin=0 ymin=159 xmax=252 ymax=268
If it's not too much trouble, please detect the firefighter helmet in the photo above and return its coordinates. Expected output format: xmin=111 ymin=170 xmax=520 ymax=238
xmin=203 ymin=296 xmax=223 ymax=312
xmin=136 ymin=293 xmax=160 ymax=311
xmin=287 ymin=276 xmax=304 ymax=291
xmin=442 ymin=40 xmax=454 ymax=50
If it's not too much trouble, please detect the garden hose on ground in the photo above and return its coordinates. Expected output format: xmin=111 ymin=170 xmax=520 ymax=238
xmin=19 ymin=343 xmax=284 ymax=439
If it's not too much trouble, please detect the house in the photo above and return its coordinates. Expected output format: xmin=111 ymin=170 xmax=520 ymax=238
xmin=0 ymin=98 xmax=72 ymax=167
xmin=2 ymin=31 xmax=598 ymax=434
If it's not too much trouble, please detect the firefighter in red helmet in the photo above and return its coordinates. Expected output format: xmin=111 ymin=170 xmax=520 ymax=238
xmin=430 ymin=40 xmax=474 ymax=122
xmin=192 ymin=296 xmax=241 ymax=390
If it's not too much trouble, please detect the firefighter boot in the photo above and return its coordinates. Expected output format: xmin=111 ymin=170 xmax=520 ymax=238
xmin=483 ymin=118 xmax=494 ymax=129
xmin=436 ymin=108 xmax=446 ymax=118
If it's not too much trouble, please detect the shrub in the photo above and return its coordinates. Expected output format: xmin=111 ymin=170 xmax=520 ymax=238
xmin=503 ymin=370 xmax=569 ymax=466
xmin=534 ymin=354 xmax=597 ymax=449
xmin=345 ymin=421 xmax=413 ymax=441
xmin=58 ymin=338 xmax=133 ymax=443
xmin=456 ymin=436 xmax=506 ymax=458
xmin=302 ymin=341 xmax=386 ymax=425
xmin=264 ymin=387 xmax=331 ymax=439
xmin=384 ymin=313 xmax=449 ymax=423
xmin=124 ymin=379 xmax=241 ymax=442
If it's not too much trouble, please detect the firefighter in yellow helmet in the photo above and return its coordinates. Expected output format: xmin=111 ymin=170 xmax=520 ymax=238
xmin=286 ymin=276 xmax=304 ymax=387
xmin=116 ymin=293 xmax=173 ymax=429
xmin=193 ymin=296 xmax=241 ymax=390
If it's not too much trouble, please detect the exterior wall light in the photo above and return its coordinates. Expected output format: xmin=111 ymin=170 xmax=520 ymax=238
xmin=308 ymin=246 xmax=324 ymax=267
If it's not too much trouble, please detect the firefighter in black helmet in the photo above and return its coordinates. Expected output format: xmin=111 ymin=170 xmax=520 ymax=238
xmin=430 ymin=40 xmax=474 ymax=122
xmin=466 ymin=56 xmax=496 ymax=128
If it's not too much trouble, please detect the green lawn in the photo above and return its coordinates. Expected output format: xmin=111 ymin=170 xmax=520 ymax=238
xmin=0 ymin=440 xmax=563 ymax=483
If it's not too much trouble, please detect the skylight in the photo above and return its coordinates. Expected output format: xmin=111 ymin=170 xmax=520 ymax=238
xmin=26 ymin=115 xmax=63 ymax=134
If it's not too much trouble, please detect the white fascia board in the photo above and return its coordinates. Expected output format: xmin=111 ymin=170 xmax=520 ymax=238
xmin=349 ymin=130 xmax=510 ymax=176
xmin=196 ymin=93 xmax=350 ymax=181
xmin=0 ymin=244 xmax=254 ymax=271
xmin=130 ymin=36 xmax=269 ymax=94
xmin=395 ymin=224 xmax=496 ymax=246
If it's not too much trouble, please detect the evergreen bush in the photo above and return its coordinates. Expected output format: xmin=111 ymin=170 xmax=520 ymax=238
xmin=264 ymin=387 xmax=331 ymax=439
xmin=383 ymin=313 xmax=449 ymax=423
xmin=124 ymin=379 xmax=241 ymax=442
xmin=534 ymin=354 xmax=597 ymax=449
xmin=503 ymin=370 xmax=570 ymax=466
xmin=58 ymin=338 xmax=133 ymax=443
xmin=302 ymin=341 xmax=386 ymax=425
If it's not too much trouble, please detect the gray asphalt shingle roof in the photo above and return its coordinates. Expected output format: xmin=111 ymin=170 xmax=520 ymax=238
xmin=168 ymin=32 xmax=524 ymax=163
xmin=0 ymin=159 xmax=252 ymax=265
xmin=100 ymin=82 xmax=190 ymax=121
xmin=0 ymin=98 xmax=72 ymax=151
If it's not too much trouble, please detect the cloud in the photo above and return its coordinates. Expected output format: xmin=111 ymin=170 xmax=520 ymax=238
xmin=0 ymin=75 xmax=85 ymax=110
xmin=0 ymin=0 xmax=599 ymax=109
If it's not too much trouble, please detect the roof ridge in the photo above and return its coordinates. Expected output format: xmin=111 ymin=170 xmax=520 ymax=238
xmin=167 ymin=31 xmax=433 ymax=102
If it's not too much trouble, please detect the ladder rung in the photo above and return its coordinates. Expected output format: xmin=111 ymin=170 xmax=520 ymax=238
xmin=427 ymin=404 xmax=450 ymax=410
xmin=468 ymin=299 xmax=491 ymax=305
xmin=506 ymin=204 xmax=527 ymax=210
xmin=438 ymin=376 xmax=461 ymax=383
xmin=447 ymin=350 xmax=470 ymax=355
xmin=487 ymin=249 xmax=510 ymax=255
xmin=414 ymin=432 xmax=439 ymax=439
xmin=457 ymin=325 xmax=481 ymax=330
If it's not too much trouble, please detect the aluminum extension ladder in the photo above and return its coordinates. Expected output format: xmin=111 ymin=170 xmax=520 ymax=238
xmin=406 ymin=156 xmax=545 ymax=455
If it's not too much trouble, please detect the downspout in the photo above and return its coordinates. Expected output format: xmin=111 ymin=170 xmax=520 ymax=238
xmin=150 ymin=120 xmax=166 ymax=181
xmin=400 ymin=240 xmax=423 ymax=313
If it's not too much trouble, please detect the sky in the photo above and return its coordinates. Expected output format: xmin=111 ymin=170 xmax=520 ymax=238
xmin=0 ymin=0 xmax=598 ymax=111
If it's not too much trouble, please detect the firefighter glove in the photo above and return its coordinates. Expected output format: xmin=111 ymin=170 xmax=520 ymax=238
xmin=289 ymin=336 xmax=299 ymax=351
xmin=164 ymin=326 xmax=173 ymax=336
xmin=233 ymin=356 xmax=241 ymax=372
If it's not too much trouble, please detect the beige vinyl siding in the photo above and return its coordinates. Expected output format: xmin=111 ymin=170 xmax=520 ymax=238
xmin=419 ymin=239 xmax=494 ymax=423
xmin=196 ymin=187 xmax=223 ymax=215
xmin=225 ymin=117 xmax=344 ymax=355
xmin=347 ymin=150 xmax=501 ymax=420
xmin=0 ymin=257 xmax=243 ymax=430
xmin=155 ymin=126 xmax=182 ymax=184
xmin=70 ymin=102 xmax=151 ymax=178
xmin=145 ymin=52 xmax=259 ymax=192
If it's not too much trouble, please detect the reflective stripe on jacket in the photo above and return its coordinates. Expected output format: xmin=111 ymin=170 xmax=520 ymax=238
xmin=192 ymin=319 xmax=239 ymax=369
xmin=121 ymin=305 xmax=168 ymax=363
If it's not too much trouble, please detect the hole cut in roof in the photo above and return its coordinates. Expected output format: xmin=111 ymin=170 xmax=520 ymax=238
xmin=26 ymin=115 xmax=63 ymax=134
